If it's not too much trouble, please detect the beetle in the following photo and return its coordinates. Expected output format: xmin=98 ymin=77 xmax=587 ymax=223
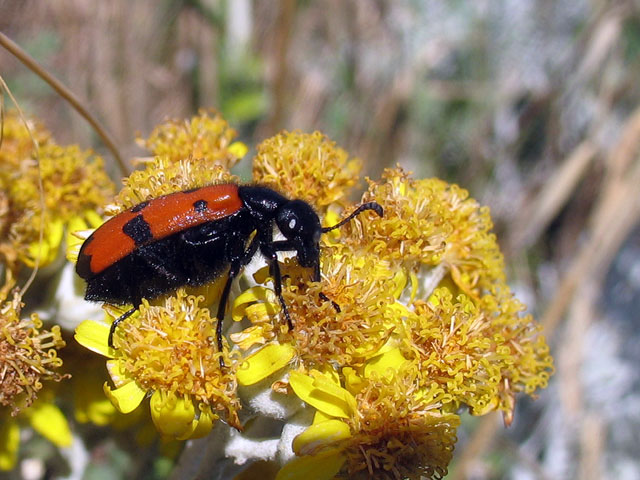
xmin=76 ymin=183 xmax=383 ymax=357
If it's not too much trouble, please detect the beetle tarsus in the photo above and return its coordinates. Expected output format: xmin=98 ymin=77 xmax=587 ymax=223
xmin=319 ymin=292 xmax=341 ymax=312
xmin=108 ymin=307 xmax=137 ymax=348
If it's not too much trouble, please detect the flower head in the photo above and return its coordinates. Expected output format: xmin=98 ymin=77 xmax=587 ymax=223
xmin=253 ymin=131 xmax=362 ymax=211
xmin=70 ymin=116 xmax=552 ymax=478
xmin=285 ymin=366 xmax=459 ymax=480
xmin=0 ymin=110 xmax=50 ymax=171
xmin=0 ymin=111 xmax=114 ymax=270
xmin=75 ymin=289 xmax=241 ymax=438
xmin=138 ymin=109 xmax=247 ymax=168
xmin=0 ymin=290 xmax=67 ymax=415
xmin=234 ymin=244 xmax=401 ymax=369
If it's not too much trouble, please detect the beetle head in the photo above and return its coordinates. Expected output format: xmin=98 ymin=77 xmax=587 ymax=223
xmin=276 ymin=200 xmax=322 ymax=268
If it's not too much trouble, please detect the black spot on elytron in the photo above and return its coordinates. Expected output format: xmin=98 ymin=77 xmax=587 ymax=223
xmin=122 ymin=215 xmax=152 ymax=245
xmin=193 ymin=199 xmax=208 ymax=213
xmin=131 ymin=201 xmax=150 ymax=213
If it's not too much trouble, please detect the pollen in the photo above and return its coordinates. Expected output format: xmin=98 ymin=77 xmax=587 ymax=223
xmin=111 ymin=289 xmax=241 ymax=428
xmin=138 ymin=109 xmax=246 ymax=169
xmin=253 ymin=131 xmax=362 ymax=212
xmin=0 ymin=291 xmax=66 ymax=416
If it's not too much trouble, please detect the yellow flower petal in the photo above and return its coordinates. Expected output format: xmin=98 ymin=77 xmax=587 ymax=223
xmin=341 ymin=367 xmax=365 ymax=395
xmin=74 ymin=320 xmax=114 ymax=358
xmin=229 ymin=324 xmax=271 ymax=351
xmin=392 ymin=270 xmax=408 ymax=298
xmin=103 ymin=380 xmax=146 ymax=414
xmin=26 ymin=238 xmax=50 ymax=268
xmin=150 ymin=390 xmax=197 ymax=439
xmin=363 ymin=347 xmax=408 ymax=380
xmin=292 ymin=419 xmax=351 ymax=455
xmin=409 ymin=270 xmax=419 ymax=302
xmin=49 ymin=217 xmax=65 ymax=250
xmin=24 ymin=217 xmax=65 ymax=267
xmin=106 ymin=359 xmax=134 ymax=388
xmin=26 ymin=402 xmax=72 ymax=447
xmin=0 ymin=419 xmax=20 ymax=471
xmin=309 ymin=371 xmax=357 ymax=416
xmin=312 ymin=409 xmax=334 ymax=425
xmin=84 ymin=209 xmax=105 ymax=228
xmin=189 ymin=406 xmax=218 ymax=440
xmin=232 ymin=287 xmax=279 ymax=322
xmin=288 ymin=371 xmax=356 ymax=419
xmin=237 ymin=343 xmax=296 ymax=386
xmin=275 ymin=448 xmax=346 ymax=480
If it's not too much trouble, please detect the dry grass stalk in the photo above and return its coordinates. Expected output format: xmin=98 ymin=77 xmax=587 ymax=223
xmin=452 ymin=103 xmax=640 ymax=480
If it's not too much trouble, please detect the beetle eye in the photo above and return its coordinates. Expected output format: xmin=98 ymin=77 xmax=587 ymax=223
xmin=288 ymin=218 xmax=297 ymax=231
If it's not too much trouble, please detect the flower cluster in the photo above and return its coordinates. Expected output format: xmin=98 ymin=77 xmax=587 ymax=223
xmin=71 ymin=118 xmax=552 ymax=479
xmin=138 ymin=109 xmax=248 ymax=166
xmin=0 ymin=110 xmax=114 ymax=272
xmin=0 ymin=109 xmax=117 ymax=471
xmin=74 ymin=111 xmax=249 ymax=440
xmin=0 ymin=287 xmax=71 ymax=470
xmin=253 ymin=130 xmax=361 ymax=209
xmin=0 ymin=290 xmax=66 ymax=415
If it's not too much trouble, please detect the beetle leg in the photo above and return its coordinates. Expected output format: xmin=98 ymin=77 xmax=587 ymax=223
xmin=108 ymin=306 xmax=137 ymax=348
xmin=270 ymin=258 xmax=294 ymax=330
xmin=240 ymin=233 xmax=261 ymax=267
xmin=215 ymin=268 xmax=237 ymax=367
xmin=271 ymin=240 xmax=340 ymax=313
xmin=214 ymin=234 xmax=261 ymax=367
xmin=318 ymin=292 xmax=341 ymax=312
xmin=260 ymin=241 xmax=295 ymax=331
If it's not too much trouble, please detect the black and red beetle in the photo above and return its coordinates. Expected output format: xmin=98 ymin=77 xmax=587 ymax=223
xmin=76 ymin=184 xmax=382 ymax=355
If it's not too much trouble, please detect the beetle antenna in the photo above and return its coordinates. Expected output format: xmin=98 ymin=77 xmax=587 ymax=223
xmin=321 ymin=202 xmax=383 ymax=233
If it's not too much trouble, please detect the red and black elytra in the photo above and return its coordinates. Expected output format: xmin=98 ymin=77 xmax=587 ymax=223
xmin=76 ymin=183 xmax=383 ymax=358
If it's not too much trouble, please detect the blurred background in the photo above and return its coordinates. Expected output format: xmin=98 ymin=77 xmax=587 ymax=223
xmin=2 ymin=1 xmax=640 ymax=479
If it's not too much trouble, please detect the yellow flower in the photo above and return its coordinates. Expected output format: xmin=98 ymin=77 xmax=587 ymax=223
xmin=399 ymin=288 xmax=553 ymax=419
xmin=253 ymin=131 xmax=362 ymax=211
xmin=356 ymin=167 xmax=518 ymax=303
xmin=0 ymin=111 xmax=115 ymax=271
xmin=75 ymin=289 xmax=241 ymax=438
xmin=236 ymin=343 xmax=297 ymax=386
xmin=233 ymin=244 xmax=402 ymax=371
xmin=67 ymin=117 xmax=552 ymax=477
xmin=0 ymin=290 xmax=67 ymax=414
xmin=282 ymin=365 xmax=459 ymax=480
xmin=0 ymin=110 xmax=50 ymax=173
xmin=0 ymin=284 xmax=70 ymax=472
xmin=138 ymin=109 xmax=247 ymax=168
xmin=229 ymin=150 xmax=551 ymax=477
